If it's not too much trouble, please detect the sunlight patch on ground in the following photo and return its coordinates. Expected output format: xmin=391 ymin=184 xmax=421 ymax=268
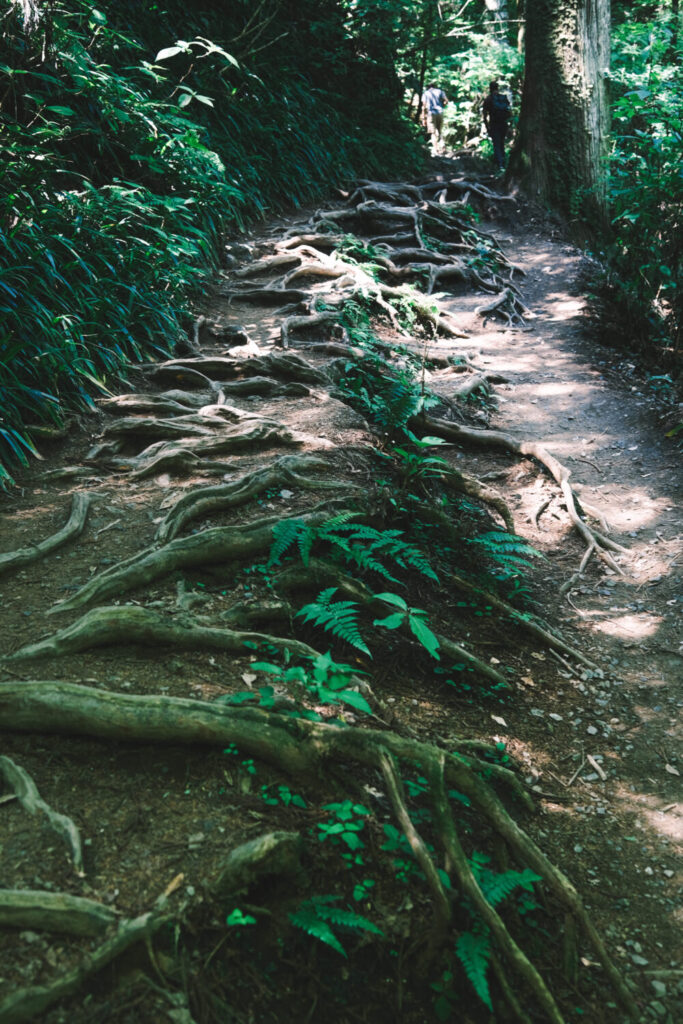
xmin=590 ymin=611 xmax=663 ymax=640
xmin=613 ymin=783 xmax=683 ymax=843
xmin=545 ymin=298 xmax=585 ymax=322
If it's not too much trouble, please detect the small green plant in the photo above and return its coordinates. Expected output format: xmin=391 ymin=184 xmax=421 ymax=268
xmin=470 ymin=531 xmax=543 ymax=580
xmin=222 ymin=744 xmax=257 ymax=776
xmin=352 ymin=878 xmax=375 ymax=902
xmin=288 ymin=895 xmax=382 ymax=957
xmin=251 ymin=652 xmax=372 ymax=716
xmin=260 ymin=784 xmax=306 ymax=808
xmin=298 ymin=588 xmax=370 ymax=656
xmin=373 ymin=592 xmax=441 ymax=660
xmin=226 ymin=908 xmax=257 ymax=927
xmin=381 ymin=823 xmax=422 ymax=882
xmin=389 ymin=430 xmax=449 ymax=484
xmin=451 ymin=854 xmax=542 ymax=1009
xmin=318 ymin=801 xmax=371 ymax=859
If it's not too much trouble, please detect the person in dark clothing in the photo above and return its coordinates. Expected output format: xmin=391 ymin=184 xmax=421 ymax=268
xmin=483 ymin=80 xmax=511 ymax=170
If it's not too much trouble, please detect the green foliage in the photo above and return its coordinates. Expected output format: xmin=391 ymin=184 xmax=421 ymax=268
xmin=438 ymin=31 xmax=523 ymax=152
xmin=288 ymin=895 xmax=382 ymax=958
xmin=604 ymin=9 xmax=683 ymax=357
xmin=298 ymin=588 xmax=370 ymax=656
xmin=469 ymin=531 xmax=544 ymax=582
xmin=226 ymin=908 xmax=257 ymax=927
xmin=260 ymin=784 xmax=306 ymax=809
xmin=269 ymin=513 xmax=438 ymax=585
xmin=318 ymin=801 xmax=371 ymax=854
xmin=470 ymin=852 xmax=541 ymax=909
xmin=389 ymin=431 xmax=449 ymax=485
xmin=251 ymin=651 xmax=372 ymax=716
xmin=381 ymin=823 xmax=422 ymax=882
xmin=455 ymin=928 xmax=493 ymax=1010
xmin=0 ymin=0 xmax=424 ymax=483
xmin=373 ymin=592 xmax=441 ymax=660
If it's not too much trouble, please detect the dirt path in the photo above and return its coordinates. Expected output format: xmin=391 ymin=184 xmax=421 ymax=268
xmin=0 ymin=167 xmax=680 ymax=1023
xmin=432 ymin=204 xmax=683 ymax=1013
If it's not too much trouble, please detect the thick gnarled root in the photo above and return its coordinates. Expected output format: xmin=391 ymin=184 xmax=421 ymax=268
xmin=48 ymin=507 xmax=339 ymax=614
xmin=4 ymin=604 xmax=320 ymax=664
xmin=156 ymin=453 xmax=349 ymax=542
xmin=0 ymin=493 xmax=95 ymax=577
xmin=0 ymin=756 xmax=84 ymax=875
xmin=0 ymin=681 xmax=637 ymax=1020
xmin=417 ymin=414 xmax=627 ymax=574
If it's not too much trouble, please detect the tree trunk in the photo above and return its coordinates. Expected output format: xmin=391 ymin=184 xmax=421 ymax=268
xmin=508 ymin=0 xmax=611 ymax=227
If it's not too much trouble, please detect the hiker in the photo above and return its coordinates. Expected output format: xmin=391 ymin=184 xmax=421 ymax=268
xmin=422 ymin=82 xmax=448 ymax=152
xmin=483 ymin=80 xmax=511 ymax=170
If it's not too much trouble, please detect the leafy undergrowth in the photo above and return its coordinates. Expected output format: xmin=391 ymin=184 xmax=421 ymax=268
xmin=1 ymin=170 xmax=680 ymax=1024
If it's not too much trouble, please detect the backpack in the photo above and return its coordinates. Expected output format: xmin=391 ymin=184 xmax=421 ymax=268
xmin=490 ymin=92 xmax=511 ymax=123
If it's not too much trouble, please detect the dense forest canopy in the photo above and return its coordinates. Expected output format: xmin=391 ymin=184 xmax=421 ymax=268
xmin=0 ymin=0 xmax=681 ymax=483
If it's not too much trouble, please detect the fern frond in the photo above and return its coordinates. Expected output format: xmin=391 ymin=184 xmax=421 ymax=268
xmin=269 ymin=518 xmax=307 ymax=565
xmin=455 ymin=929 xmax=493 ymax=1010
xmin=297 ymin=588 xmax=370 ymax=655
xmin=288 ymin=905 xmax=347 ymax=957
xmin=476 ymin=866 xmax=541 ymax=908
xmin=289 ymin=896 xmax=382 ymax=958
xmin=298 ymin=526 xmax=316 ymax=566
xmin=322 ymin=511 xmax=360 ymax=529
xmin=316 ymin=904 xmax=383 ymax=935
xmin=473 ymin=531 xmax=543 ymax=563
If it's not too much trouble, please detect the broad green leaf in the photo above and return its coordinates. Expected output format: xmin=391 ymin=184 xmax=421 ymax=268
xmin=156 ymin=46 xmax=184 ymax=61
xmin=373 ymin=612 xmax=405 ymax=630
xmin=408 ymin=615 xmax=440 ymax=659
xmin=373 ymin=592 xmax=408 ymax=610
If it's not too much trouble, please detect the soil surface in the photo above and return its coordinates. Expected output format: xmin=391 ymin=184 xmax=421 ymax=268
xmin=0 ymin=159 xmax=681 ymax=1024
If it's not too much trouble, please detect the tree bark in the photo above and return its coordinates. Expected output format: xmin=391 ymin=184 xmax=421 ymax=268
xmin=508 ymin=0 xmax=611 ymax=226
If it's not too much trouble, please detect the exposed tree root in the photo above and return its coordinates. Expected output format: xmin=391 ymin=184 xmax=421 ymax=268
xmin=280 ymin=310 xmax=341 ymax=348
xmin=102 ymin=407 xmax=254 ymax=441
xmin=417 ymin=414 xmax=627 ymax=572
xmin=475 ymin=288 xmax=532 ymax=328
xmin=4 ymin=604 xmax=320 ymax=663
xmin=0 ymin=681 xmax=637 ymax=1018
xmin=0 ymin=909 xmax=168 ymax=1024
xmin=105 ymin=422 xmax=303 ymax=475
xmin=0 ymin=831 xmax=302 ymax=1024
xmin=98 ymin=392 xmax=213 ymax=416
xmin=440 ymin=465 xmax=514 ymax=532
xmin=147 ymin=352 xmax=328 ymax=386
xmin=48 ymin=507 xmax=339 ymax=614
xmin=426 ymin=753 xmax=566 ymax=1024
xmin=0 ymin=890 xmax=118 ymax=937
xmin=0 ymin=493 xmax=95 ymax=577
xmin=223 ymin=286 xmax=310 ymax=305
xmin=210 ymin=829 xmax=303 ymax=898
xmin=156 ymin=454 xmax=349 ymax=542
xmin=379 ymin=749 xmax=451 ymax=937
xmin=0 ymin=755 xmax=84 ymax=875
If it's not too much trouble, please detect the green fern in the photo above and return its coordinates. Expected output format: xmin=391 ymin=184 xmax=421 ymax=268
xmin=471 ymin=852 xmax=541 ymax=908
xmin=470 ymin=531 xmax=544 ymax=579
xmin=289 ymin=895 xmax=383 ymax=957
xmin=455 ymin=928 xmax=493 ymax=1009
xmin=318 ymin=520 xmax=439 ymax=584
xmin=268 ymin=513 xmax=438 ymax=585
xmin=297 ymin=588 xmax=370 ymax=655
xmin=269 ymin=518 xmax=308 ymax=565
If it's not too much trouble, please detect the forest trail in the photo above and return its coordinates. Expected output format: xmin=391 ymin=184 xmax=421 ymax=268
xmin=0 ymin=161 xmax=681 ymax=1024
